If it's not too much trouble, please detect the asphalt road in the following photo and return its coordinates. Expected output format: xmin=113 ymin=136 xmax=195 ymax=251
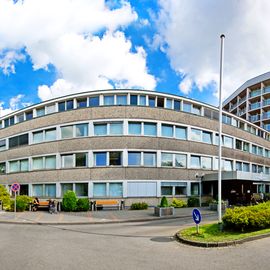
xmin=0 ymin=216 xmax=269 ymax=270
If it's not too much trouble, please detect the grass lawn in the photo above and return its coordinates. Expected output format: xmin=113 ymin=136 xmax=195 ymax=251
xmin=179 ymin=223 xmax=270 ymax=243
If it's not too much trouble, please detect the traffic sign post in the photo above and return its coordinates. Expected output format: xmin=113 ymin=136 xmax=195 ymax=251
xmin=11 ymin=183 xmax=20 ymax=213
xmin=192 ymin=208 xmax=202 ymax=234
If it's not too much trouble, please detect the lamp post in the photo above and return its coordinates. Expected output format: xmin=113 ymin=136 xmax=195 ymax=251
xmin=218 ymin=34 xmax=225 ymax=224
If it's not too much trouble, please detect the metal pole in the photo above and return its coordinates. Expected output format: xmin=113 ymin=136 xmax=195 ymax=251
xmin=218 ymin=34 xmax=225 ymax=224
xmin=14 ymin=191 xmax=17 ymax=214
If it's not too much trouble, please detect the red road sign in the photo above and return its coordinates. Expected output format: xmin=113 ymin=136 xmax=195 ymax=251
xmin=11 ymin=183 xmax=20 ymax=192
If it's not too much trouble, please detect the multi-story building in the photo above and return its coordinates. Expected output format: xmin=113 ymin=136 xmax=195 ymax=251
xmin=0 ymin=89 xmax=269 ymax=206
xmin=223 ymin=72 xmax=270 ymax=132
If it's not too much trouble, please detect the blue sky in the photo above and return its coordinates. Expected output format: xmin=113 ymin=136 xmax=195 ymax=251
xmin=0 ymin=0 xmax=270 ymax=115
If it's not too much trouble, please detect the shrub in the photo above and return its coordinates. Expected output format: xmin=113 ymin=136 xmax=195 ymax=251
xmin=160 ymin=196 xmax=169 ymax=207
xmin=170 ymin=198 xmax=187 ymax=208
xmin=9 ymin=195 xmax=32 ymax=212
xmin=62 ymin=191 xmax=77 ymax=211
xmin=130 ymin=202 xmax=148 ymax=210
xmin=0 ymin=185 xmax=11 ymax=210
xmin=222 ymin=202 xmax=270 ymax=231
xmin=76 ymin=198 xmax=90 ymax=211
xmin=187 ymin=197 xmax=200 ymax=207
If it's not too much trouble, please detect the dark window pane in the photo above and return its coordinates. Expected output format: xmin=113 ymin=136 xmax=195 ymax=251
xmin=77 ymin=98 xmax=87 ymax=108
xmin=19 ymin=134 xmax=29 ymax=146
xmin=204 ymin=108 xmax=212 ymax=119
xmin=130 ymin=95 xmax=138 ymax=105
xmin=10 ymin=117 xmax=15 ymax=126
xmin=157 ymin=97 xmax=164 ymax=108
xmin=58 ymin=102 xmax=65 ymax=112
xmin=25 ymin=111 xmax=33 ymax=120
xmin=0 ymin=162 xmax=6 ymax=174
xmin=149 ymin=97 xmax=155 ymax=107
xmin=89 ymin=96 xmax=99 ymax=107
xmin=174 ymin=100 xmax=180 ymax=111
xmin=109 ymin=152 xmax=122 ymax=166
xmin=4 ymin=119 xmax=9 ymax=127
xmin=66 ymin=100 xmax=74 ymax=110
xmin=9 ymin=137 xmax=18 ymax=148
xmin=76 ymin=153 xmax=87 ymax=167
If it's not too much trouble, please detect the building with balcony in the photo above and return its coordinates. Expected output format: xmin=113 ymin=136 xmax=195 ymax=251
xmin=0 ymin=89 xmax=270 ymax=206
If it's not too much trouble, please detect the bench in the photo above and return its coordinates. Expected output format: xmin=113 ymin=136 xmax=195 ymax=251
xmin=94 ymin=200 xmax=120 ymax=211
xmin=30 ymin=201 xmax=60 ymax=211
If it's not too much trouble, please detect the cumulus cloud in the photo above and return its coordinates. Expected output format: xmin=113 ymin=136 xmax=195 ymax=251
xmin=157 ymin=0 xmax=270 ymax=100
xmin=0 ymin=0 xmax=156 ymax=100
xmin=0 ymin=94 xmax=28 ymax=117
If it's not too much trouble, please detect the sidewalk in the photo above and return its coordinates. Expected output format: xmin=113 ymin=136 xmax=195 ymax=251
xmin=0 ymin=207 xmax=216 ymax=225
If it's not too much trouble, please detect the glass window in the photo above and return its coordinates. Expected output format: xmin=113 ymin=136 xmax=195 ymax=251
xmin=258 ymin=147 xmax=264 ymax=156
xmin=175 ymin=126 xmax=187 ymax=140
xmin=89 ymin=96 xmax=99 ymax=107
xmin=110 ymin=122 xmax=123 ymax=135
xmin=77 ymin=98 xmax=87 ymax=108
xmin=183 ymin=102 xmax=191 ymax=113
xmin=0 ymin=162 xmax=6 ymax=174
xmin=9 ymin=161 xmax=19 ymax=172
xmin=130 ymin=95 xmax=138 ymax=105
xmin=190 ymin=155 xmax=200 ymax=169
xmin=128 ymin=152 xmax=141 ymax=166
xmin=175 ymin=186 xmax=187 ymax=195
xmin=46 ymin=105 xmax=55 ymax=114
xmin=161 ymin=153 xmax=173 ymax=167
xmin=161 ymin=124 xmax=173 ymax=137
xmin=45 ymin=184 xmax=56 ymax=197
xmin=18 ymin=134 xmax=28 ymax=146
xmin=45 ymin=129 xmax=56 ymax=141
xmin=243 ymin=163 xmax=250 ymax=172
xmin=62 ymin=155 xmax=73 ymax=168
xmin=175 ymin=154 xmax=187 ymax=168
xmin=61 ymin=183 xmax=73 ymax=196
xmin=36 ymin=107 xmax=45 ymax=117
xmin=75 ymin=183 xmax=88 ymax=197
xmin=25 ymin=111 xmax=33 ymax=120
xmin=94 ymin=152 xmax=107 ymax=166
xmin=66 ymin=100 xmax=74 ymax=110
xmin=191 ymin=183 xmax=199 ymax=196
xmin=104 ymin=95 xmax=114 ymax=105
xmin=17 ymin=113 xmax=24 ymax=123
xmin=204 ymin=108 xmax=212 ymax=119
xmin=192 ymin=105 xmax=201 ymax=115
xmin=190 ymin=128 xmax=201 ymax=141
xmin=0 ymin=139 xmax=6 ymax=151
xmin=202 ymin=131 xmax=212 ymax=144
xmin=223 ymin=136 xmax=233 ymax=148
xmin=61 ymin=126 xmax=73 ymax=139
xmin=75 ymin=153 xmax=87 ymax=167
xmin=144 ymin=123 xmax=157 ymax=136
xmin=128 ymin=122 xmax=141 ymax=135
xmin=19 ymin=159 xmax=28 ymax=172
xmin=4 ymin=118 xmax=9 ymax=128
xmin=109 ymin=152 xmax=122 ymax=166
xmin=252 ymin=145 xmax=257 ymax=155
xmin=258 ymin=166 xmax=263 ymax=173
xmin=161 ymin=186 xmax=173 ymax=196
xmin=223 ymin=160 xmax=233 ymax=171
xmin=94 ymin=123 xmax=107 ymax=136
xmin=149 ymin=97 xmax=155 ymax=107
xmin=76 ymin=124 xmax=88 ymax=137
xmin=58 ymin=102 xmax=65 ymax=112
xmin=236 ymin=162 xmax=242 ymax=171
xmin=201 ymin=157 xmax=212 ymax=170
xmin=9 ymin=117 xmax=14 ymax=126
xmin=116 ymin=95 xmax=127 ymax=105
xmin=143 ymin=152 xmax=156 ymax=166
xmin=93 ymin=183 xmax=106 ymax=197
xmin=33 ymin=157 xmax=43 ymax=170
xmin=33 ymin=184 xmax=43 ymax=197
xmin=174 ymin=100 xmax=180 ymax=111
xmin=45 ymin=156 xmax=56 ymax=169
xmin=165 ymin=99 xmax=173 ymax=109
xmin=157 ymin=97 xmax=164 ymax=108
xmin=109 ymin=183 xmax=122 ymax=197
xmin=139 ymin=95 xmax=146 ymax=106
xmin=252 ymin=164 xmax=257 ymax=173
xmin=236 ymin=139 xmax=242 ymax=150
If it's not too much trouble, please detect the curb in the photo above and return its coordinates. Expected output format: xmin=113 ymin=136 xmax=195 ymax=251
xmin=0 ymin=213 xmax=216 ymax=226
xmin=175 ymin=231 xmax=270 ymax=248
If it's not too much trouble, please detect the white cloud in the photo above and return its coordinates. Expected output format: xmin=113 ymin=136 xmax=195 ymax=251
xmin=0 ymin=94 xmax=27 ymax=117
xmin=0 ymin=0 xmax=156 ymax=100
xmin=157 ymin=0 xmax=270 ymax=100
xmin=0 ymin=50 xmax=25 ymax=75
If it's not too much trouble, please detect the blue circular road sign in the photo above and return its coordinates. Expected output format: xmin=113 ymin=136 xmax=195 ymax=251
xmin=192 ymin=208 xmax=202 ymax=224
xmin=11 ymin=183 xmax=20 ymax=192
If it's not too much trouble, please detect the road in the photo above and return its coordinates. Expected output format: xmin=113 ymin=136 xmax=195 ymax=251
xmin=0 ymin=215 xmax=269 ymax=270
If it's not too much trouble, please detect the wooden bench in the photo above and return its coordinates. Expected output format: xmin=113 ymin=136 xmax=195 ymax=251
xmin=94 ymin=200 xmax=120 ymax=211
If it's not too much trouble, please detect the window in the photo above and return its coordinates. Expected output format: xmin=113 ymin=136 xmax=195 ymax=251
xmin=223 ymin=136 xmax=233 ymax=148
xmin=258 ymin=147 xmax=264 ymax=156
xmin=192 ymin=105 xmax=201 ymax=115
xmin=175 ymin=154 xmax=187 ymax=168
xmin=183 ymin=102 xmax=191 ymax=113
xmin=175 ymin=126 xmax=187 ymax=140
xmin=109 ymin=183 xmax=123 ymax=197
xmin=252 ymin=164 xmax=257 ymax=173
xmin=161 ymin=182 xmax=187 ymax=196
xmin=9 ymin=159 xmax=28 ymax=172
xmin=46 ymin=104 xmax=56 ymax=114
xmin=61 ymin=126 xmax=73 ymax=139
xmin=236 ymin=161 xmax=242 ymax=171
xmin=252 ymin=145 xmax=257 ymax=155
xmin=143 ymin=152 xmax=156 ymax=166
xmin=75 ymin=153 xmax=87 ymax=167
xmin=149 ymin=97 xmax=155 ymax=107
xmin=75 ymin=183 xmax=88 ymax=197
xmin=0 ymin=139 xmax=6 ymax=151
xmin=109 ymin=152 xmax=122 ymax=166
xmin=45 ymin=156 xmax=56 ymax=169
xmin=166 ymin=99 xmax=173 ymax=109
xmin=36 ymin=107 xmax=45 ymax=117
xmin=94 ymin=123 xmax=107 ymax=136
xmin=76 ymin=124 xmax=88 ymax=137
xmin=58 ymin=102 xmax=65 ymax=112
xmin=157 ymin=97 xmax=164 ymax=108
xmin=161 ymin=124 xmax=173 ymax=137
xmin=62 ymin=154 xmax=73 ymax=168
xmin=144 ymin=123 xmax=157 ymax=136
xmin=9 ymin=134 xmax=28 ymax=149
xmin=127 ymin=182 xmax=157 ymax=197
xmin=204 ymin=108 xmax=212 ymax=119
xmin=32 ymin=157 xmax=43 ymax=170
xmin=191 ymin=183 xmax=199 ymax=196
xmin=25 ymin=111 xmax=33 ymax=120
xmin=17 ymin=113 xmax=24 ymax=123
xmin=139 ymin=95 xmax=146 ymax=106
xmin=61 ymin=183 xmax=73 ymax=196
xmin=93 ymin=183 xmax=106 ymax=197
xmin=201 ymin=157 xmax=212 ymax=170
xmin=104 ymin=95 xmax=114 ymax=105
xmin=77 ymin=98 xmax=87 ymax=108
xmin=190 ymin=155 xmax=200 ymax=169
xmin=109 ymin=122 xmax=123 ymax=135
xmin=243 ymin=142 xmax=249 ymax=152
xmin=129 ymin=122 xmax=141 ymax=135
xmin=174 ymin=100 xmax=180 ymax=111
xmin=130 ymin=95 xmax=138 ymax=105
xmin=33 ymin=184 xmax=43 ymax=197
xmin=94 ymin=152 xmax=107 ymax=166
xmin=223 ymin=160 xmax=233 ymax=171
xmin=243 ymin=163 xmax=250 ymax=172
xmin=0 ymin=162 xmax=6 ymax=174
xmin=44 ymin=184 xmax=56 ymax=197
xmin=116 ymin=95 xmax=127 ymax=105
xmin=128 ymin=152 xmax=141 ymax=166
xmin=236 ymin=139 xmax=242 ymax=150
xmin=45 ymin=128 xmax=56 ymax=141
xmin=161 ymin=153 xmax=173 ymax=167
xmin=66 ymin=100 xmax=74 ymax=110
xmin=89 ymin=96 xmax=99 ymax=107
xmin=202 ymin=131 xmax=212 ymax=144
xmin=190 ymin=128 xmax=201 ymax=141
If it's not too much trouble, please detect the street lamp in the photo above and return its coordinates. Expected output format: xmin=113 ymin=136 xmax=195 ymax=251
xmin=218 ymin=34 xmax=225 ymax=224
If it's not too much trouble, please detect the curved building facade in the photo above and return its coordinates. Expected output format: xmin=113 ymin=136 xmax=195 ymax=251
xmin=0 ymin=89 xmax=270 ymax=205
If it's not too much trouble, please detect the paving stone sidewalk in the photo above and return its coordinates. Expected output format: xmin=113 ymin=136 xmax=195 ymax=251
xmin=0 ymin=207 xmax=216 ymax=225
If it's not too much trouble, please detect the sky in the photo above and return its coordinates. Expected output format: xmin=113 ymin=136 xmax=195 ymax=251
xmin=0 ymin=0 xmax=270 ymax=116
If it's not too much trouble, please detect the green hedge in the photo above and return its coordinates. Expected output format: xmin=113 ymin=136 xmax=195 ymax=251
xmin=130 ymin=202 xmax=148 ymax=210
xmin=62 ymin=191 xmax=77 ymax=211
xmin=76 ymin=198 xmax=90 ymax=211
xmin=10 ymin=195 xmax=32 ymax=212
xmin=170 ymin=198 xmax=187 ymax=208
xmin=0 ymin=185 xmax=11 ymax=210
xmin=187 ymin=197 xmax=200 ymax=207
xmin=222 ymin=202 xmax=270 ymax=231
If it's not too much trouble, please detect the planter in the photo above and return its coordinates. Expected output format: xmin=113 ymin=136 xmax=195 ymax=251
xmin=154 ymin=206 xmax=175 ymax=217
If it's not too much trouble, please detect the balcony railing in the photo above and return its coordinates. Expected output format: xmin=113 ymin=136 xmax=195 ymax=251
xmin=239 ymin=108 xmax=246 ymax=115
xmin=249 ymin=102 xmax=261 ymax=110
xmin=239 ymin=96 xmax=247 ymax=104
xmin=249 ymin=89 xmax=261 ymax=98
xmin=249 ymin=115 xmax=260 ymax=122
xmin=263 ymin=99 xmax=270 ymax=107
xmin=263 ymin=86 xmax=270 ymax=94
xmin=262 ymin=113 xmax=270 ymax=120
xmin=230 ymin=103 xmax=237 ymax=111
